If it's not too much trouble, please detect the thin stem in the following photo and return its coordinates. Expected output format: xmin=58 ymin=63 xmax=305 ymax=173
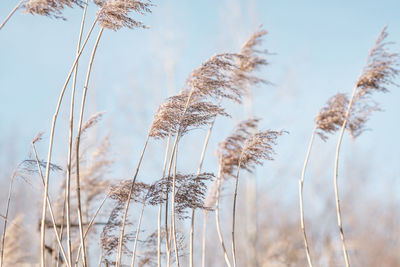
xmin=159 ymin=134 xmax=171 ymax=267
xmin=116 ymin=134 xmax=151 ymax=267
xmin=190 ymin=106 xmax=219 ymax=267
xmin=75 ymin=26 xmax=104 ymax=267
xmin=333 ymin=84 xmax=359 ymax=267
xmin=66 ymin=1 xmax=89 ymax=265
xmin=130 ymin=199 xmax=147 ymax=267
xmin=201 ymin=210 xmax=208 ymax=267
xmin=0 ymin=0 xmax=25 ymax=31
xmin=0 ymin=172 xmax=16 ymax=267
xmin=164 ymin=89 xmax=195 ymax=267
xmin=40 ymin=17 xmax=98 ymax=267
xmin=157 ymin=204 xmax=162 ymax=267
xmin=32 ymin=143 xmax=70 ymax=267
xmin=231 ymin=160 xmax=242 ymax=267
xmin=75 ymin=193 xmax=109 ymax=265
xmin=215 ymin=168 xmax=232 ymax=267
xmin=299 ymin=127 xmax=316 ymax=267
xmin=171 ymin=145 xmax=180 ymax=267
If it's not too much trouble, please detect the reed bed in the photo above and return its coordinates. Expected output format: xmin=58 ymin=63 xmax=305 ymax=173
xmin=0 ymin=1 xmax=399 ymax=267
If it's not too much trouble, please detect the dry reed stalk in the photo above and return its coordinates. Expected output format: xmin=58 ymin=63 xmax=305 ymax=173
xmin=40 ymin=17 xmax=98 ymax=267
xmin=0 ymin=172 xmax=17 ymax=267
xmin=230 ymin=128 xmax=283 ymax=267
xmin=189 ymin=99 xmax=220 ymax=267
xmin=298 ymin=126 xmax=316 ymax=267
xmin=299 ymin=92 xmax=351 ymax=267
xmin=171 ymin=145 xmax=181 ymax=267
xmin=74 ymin=192 xmax=109 ymax=265
xmin=115 ymin=134 xmax=150 ymax=267
xmin=215 ymin=168 xmax=232 ymax=267
xmin=332 ymin=26 xmax=399 ymax=267
xmin=201 ymin=210 xmax=208 ymax=267
xmin=31 ymin=139 xmax=71 ymax=267
xmin=0 ymin=0 xmax=25 ymax=31
xmin=159 ymin=134 xmax=171 ymax=267
xmin=65 ymin=1 xmax=89 ymax=265
xmin=130 ymin=202 xmax=145 ymax=267
xmin=75 ymin=26 xmax=104 ymax=267
xmin=130 ymin=187 xmax=152 ymax=267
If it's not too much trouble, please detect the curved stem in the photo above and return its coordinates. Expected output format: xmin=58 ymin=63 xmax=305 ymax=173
xmin=130 ymin=200 xmax=146 ymax=267
xmin=299 ymin=128 xmax=316 ymax=267
xmin=0 ymin=172 xmax=16 ymax=267
xmin=231 ymin=160 xmax=242 ymax=267
xmin=75 ymin=193 xmax=109 ymax=265
xmin=75 ymin=27 xmax=104 ymax=267
xmin=158 ymin=134 xmax=171 ymax=267
xmin=163 ymin=89 xmax=194 ymax=266
xmin=171 ymin=145 xmax=180 ymax=267
xmin=66 ymin=1 xmax=89 ymax=264
xmin=32 ymin=143 xmax=70 ymax=267
xmin=0 ymin=0 xmax=25 ymax=31
xmin=215 ymin=171 xmax=232 ymax=267
xmin=190 ymin=104 xmax=219 ymax=267
xmin=40 ymin=17 xmax=98 ymax=267
xmin=116 ymin=134 xmax=151 ymax=267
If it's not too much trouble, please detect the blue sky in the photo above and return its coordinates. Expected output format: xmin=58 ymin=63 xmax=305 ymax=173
xmin=0 ymin=0 xmax=399 ymax=200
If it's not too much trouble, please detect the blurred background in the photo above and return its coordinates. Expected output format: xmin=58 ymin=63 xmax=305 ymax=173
xmin=0 ymin=0 xmax=399 ymax=266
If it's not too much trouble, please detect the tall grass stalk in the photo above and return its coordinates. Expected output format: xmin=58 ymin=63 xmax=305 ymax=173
xmin=32 ymin=142 xmax=70 ymax=267
xmin=0 ymin=172 xmax=17 ymax=267
xmin=75 ymin=26 xmax=104 ymax=267
xmin=298 ymin=127 xmax=316 ymax=267
xmin=159 ymin=134 xmax=171 ymax=267
xmin=0 ymin=0 xmax=25 ymax=31
xmin=115 ymin=134 xmax=150 ymax=267
xmin=190 ymin=107 xmax=219 ymax=267
xmin=40 ymin=17 xmax=98 ymax=267
xmin=65 ymin=1 xmax=89 ymax=265
xmin=215 ymin=167 xmax=232 ymax=267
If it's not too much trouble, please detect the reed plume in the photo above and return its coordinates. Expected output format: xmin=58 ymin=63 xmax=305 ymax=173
xmin=95 ymin=0 xmax=152 ymax=30
xmin=229 ymin=120 xmax=284 ymax=267
xmin=331 ymin=26 xmax=399 ymax=267
xmin=24 ymin=0 xmax=82 ymax=19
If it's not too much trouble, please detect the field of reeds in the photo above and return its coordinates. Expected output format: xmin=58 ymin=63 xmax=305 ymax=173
xmin=1 ymin=1 xmax=400 ymax=266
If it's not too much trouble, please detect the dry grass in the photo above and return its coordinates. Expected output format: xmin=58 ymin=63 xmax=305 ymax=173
xmin=0 ymin=2 xmax=399 ymax=267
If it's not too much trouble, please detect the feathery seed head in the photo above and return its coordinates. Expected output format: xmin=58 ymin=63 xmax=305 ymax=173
xmin=96 ymin=0 xmax=152 ymax=30
xmin=239 ymin=130 xmax=284 ymax=172
xmin=315 ymin=93 xmax=349 ymax=141
xmin=356 ymin=26 xmax=399 ymax=98
xmin=147 ymin=173 xmax=214 ymax=218
xmin=217 ymin=118 xmax=260 ymax=178
xmin=24 ymin=0 xmax=82 ymax=19
xmin=149 ymin=91 xmax=229 ymax=139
